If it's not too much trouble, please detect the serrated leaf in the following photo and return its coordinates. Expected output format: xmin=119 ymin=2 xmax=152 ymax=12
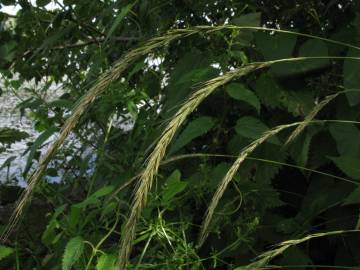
xmin=235 ymin=116 xmax=280 ymax=144
xmin=226 ymin=83 xmax=260 ymax=113
xmin=96 ymin=254 xmax=116 ymax=270
xmin=254 ymin=73 xmax=283 ymax=109
xmin=343 ymin=187 xmax=360 ymax=205
xmin=0 ymin=245 xmax=14 ymax=261
xmin=0 ymin=127 xmax=29 ymax=145
xmin=169 ymin=116 xmax=215 ymax=154
xmin=162 ymin=170 xmax=187 ymax=205
xmin=329 ymin=156 xmax=360 ymax=180
xmin=62 ymin=236 xmax=84 ymax=270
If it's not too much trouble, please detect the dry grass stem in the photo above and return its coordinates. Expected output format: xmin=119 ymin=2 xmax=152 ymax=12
xmin=0 ymin=28 xmax=202 ymax=242
xmin=285 ymin=93 xmax=339 ymax=145
xmin=197 ymin=122 xmax=302 ymax=247
xmin=246 ymin=229 xmax=360 ymax=269
xmin=116 ymin=63 xmax=268 ymax=269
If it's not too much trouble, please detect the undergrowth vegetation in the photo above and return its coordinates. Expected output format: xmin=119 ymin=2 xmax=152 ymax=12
xmin=1 ymin=0 xmax=360 ymax=269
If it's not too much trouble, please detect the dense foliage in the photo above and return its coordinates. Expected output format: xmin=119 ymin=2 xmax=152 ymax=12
xmin=1 ymin=0 xmax=360 ymax=269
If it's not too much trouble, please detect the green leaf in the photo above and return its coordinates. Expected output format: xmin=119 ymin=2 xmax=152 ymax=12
xmin=343 ymin=187 xmax=360 ymax=205
xmin=231 ymin=12 xmax=261 ymax=27
xmin=0 ymin=156 xmax=16 ymax=170
xmin=298 ymin=39 xmax=329 ymax=72
xmin=104 ymin=2 xmax=136 ymax=43
xmin=254 ymin=73 xmax=283 ymax=109
xmin=0 ymin=127 xmax=29 ymax=145
xmin=343 ymin=48 xmax=360 ymax=106
xmin=328 ymin=156 xmax=360 ymax=180
xmin=62 ymin=236 xmax=84 ymax=270
xmin=162 ymin=170 xmax=187 ymax=205
xmin=164 ymin=49 xmax=217 ymax=115
xmin=36 ymin=0 xmax=51 ymax=6
xmin=226 ymin=83 xmax=260 ymax=113
xmin=235 ymin=116 xmax=280 ymax=144
xmin=255 ymin=32 xmax=297 ymax=76
xmin=96 ymin=254 xmax=116 ymax=270
xmin=329 ymin=123 xmax=360 ymax=157
xmin=24 ymin=126 xmax=58 ymax=176
xmin=0 ymin=245 xmax=14 ymax=261
xmin=169 ymin=116 xmax=215 ymax=154
xmin=231 ymin=12 xmax=261 ymax=45
xmin=74 ymin=185 xmax=114 ymax=209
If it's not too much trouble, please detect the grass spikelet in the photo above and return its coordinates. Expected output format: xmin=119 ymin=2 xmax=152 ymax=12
xmin=116 ymin=63 xmax=268 ymax=269
xmin=0 ymin=28 xmax=202 ymax=242
xmin=246 ymin=229 xmax=360 ymax=269
xmin=197 ymin=122 xmax=302 ymax=247
xmin=285 ymin=93 xmax=339 ymax=145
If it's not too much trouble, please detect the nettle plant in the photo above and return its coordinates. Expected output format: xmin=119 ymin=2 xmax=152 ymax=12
xmin=1 ymin=1 xmax=360 ymax=269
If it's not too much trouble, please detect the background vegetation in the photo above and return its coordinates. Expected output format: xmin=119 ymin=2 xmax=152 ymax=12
xmin=1 ymin=0 xmax=360 ymax=269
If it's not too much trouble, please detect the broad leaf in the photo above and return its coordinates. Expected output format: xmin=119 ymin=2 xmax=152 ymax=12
xmin=62 ymin=236 xmax=84 ymax=270
xmin=169 ymin=116 xmax=215 ymax=154
xmin=104 ymin=2 xmax=136 ymax=43
xmin=162 ymin=170 xmax=187 ymax=205
xmin=231 ymin=12 xmax=261 ymax=45
xmin=0 ymin=245 xmax=14 ymax=261
xmin=24 ymin=126 xmax=58 ymax=176
xmin=329 ymin=156 xmax=360 ymax=180
xmin=235 ymin=116 xmax=280 ymax=144
xmin=0 ymin=127 xmax=29 ymax=145
xmin=226 ymin=83 xmax=260 ymax=113
xmin=298 ymin=39 xmax=329 ymax=73
xmin=255 ymin=32 xmax=297 ymax=76
xmin=96 ymin=254 xmax=116 ymax=270
xmin=343 ymin=48 xmax=360 ymax=106
xmin=343 ymin=187 xmax=360 ymax=205
xmin=329 ymin=123 xmax=360 ymax=157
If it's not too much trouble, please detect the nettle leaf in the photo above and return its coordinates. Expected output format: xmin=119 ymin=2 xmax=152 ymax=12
xmin=343 ymin=187 xmax=360 ymax=205
xmin=235 ymin=116 xmax=280 ymax=144
xmin=231 ymin=12 xmax=261 ymax=45
xmin=254 ymin=73 xmax=314 ymax=116
xmin=162 ymin=170 xmax=188 ymax=205
xmin=231 ymin=12 xmax=261 ymax=26
xmin=0 ymin=127 xmax=29 ymax=145
xmin=254 ymin=144 xmax=287 ymax=184
xmin=255 ymin=32 xmax=297 ymax=76
xmin=329 ymin=123 xmax=360 ymax=157
xmin=169 ymin=116 xmax=215 ymax=154
xmin=226 ymin=83 xmax=260 ymax=113
xmin=296 ymin=176 xmax=353 ymax=223
xmin=0 ymin=245 xmax=14 ymax=261
xmin=254 ymin=73 xmax=284 ymax=109
xmin=344 ymin=48 xmax=360 ymax=106
xmin=329 ymin=156 xmax=360 ymax=180
xmin=164 ymin=49 xmax=217 ymax=115
xmin=298 ymin=39 xmax=329 ymax=73
xmin=96 ymin=254 xmax=116 ymax=270
xmin=62 ymin=236 xmax=84 ymax=270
